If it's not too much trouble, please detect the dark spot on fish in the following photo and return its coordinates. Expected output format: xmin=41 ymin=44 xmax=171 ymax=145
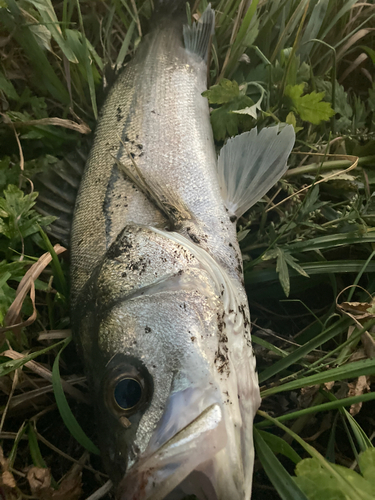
xmin=137 ymin=144 xmax=143 ymax=150
xmin=122 ymin=272 xmax=127 ymax=278
xmin=191 ymin=336 xmax=196 ymax=342
xmin=145 ymin=326 xmax=151 ymax=334
xmin=230 ymin=215 xmax=237 ymax=223
xmin=151 ymin=110 xmax=156 ymax=114
xmin=187 ymin=228 xmax=200 ymax=244
xmin=116 ymin=106 xmax=123 ymax=122
xmin=229 ymin=243 xmax=233 ymax=247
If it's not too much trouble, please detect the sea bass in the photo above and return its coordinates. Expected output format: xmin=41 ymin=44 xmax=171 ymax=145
xmin=69 ymin=2 xmax=295 ymax=499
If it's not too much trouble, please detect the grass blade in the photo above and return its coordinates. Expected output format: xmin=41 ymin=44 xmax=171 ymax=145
xmin=52 ymin=337 xmax=100 ymax=455
xmin=261 ymin=358 xmax=375 ymax=397
xmin=259 ymin=316 xmax=350 ymax=383
xmin=254 ymin=428 xmax=309 ymax=500
xmin=256 ymin=391 xmax=375 ymax=428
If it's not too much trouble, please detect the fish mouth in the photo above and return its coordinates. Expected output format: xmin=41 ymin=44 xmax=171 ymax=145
xmin=117 ymin=404 xmax=226 ymax=500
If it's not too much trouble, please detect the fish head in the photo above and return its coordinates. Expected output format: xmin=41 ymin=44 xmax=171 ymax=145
xmin=75 ymin=224 xmax=260 ymax=499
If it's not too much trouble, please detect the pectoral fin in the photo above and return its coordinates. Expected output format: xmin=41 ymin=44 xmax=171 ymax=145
xmin=217 ymin=125 xmax=295 ymax=220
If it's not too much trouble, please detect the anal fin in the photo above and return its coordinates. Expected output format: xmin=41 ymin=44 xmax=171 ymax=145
xmin=217 ymin=125 xmax=295 ymax=220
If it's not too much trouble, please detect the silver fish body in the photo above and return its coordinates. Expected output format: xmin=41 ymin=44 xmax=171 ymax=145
xmin=71 ymin=4 xmax=264 ymax=499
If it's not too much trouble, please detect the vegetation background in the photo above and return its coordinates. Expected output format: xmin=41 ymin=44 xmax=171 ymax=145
xmin=0 ymin=0 xmax=375 ymax=498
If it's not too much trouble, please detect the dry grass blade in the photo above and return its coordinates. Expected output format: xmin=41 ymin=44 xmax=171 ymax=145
xmin=0 ymin=244 xmax=66 ymax=338
xmin=9 ymin=117 xmax=91 ymax=134
xmin=84 ymin=480 xmax=113 ymax=500
xmin=1 ymin=350 xmax=88 ymax=404
xmin=268 ymin=153 xmax=359 ymax=212
xmin=38 ymin=330 xmax=72 ymax=341
xmin=339 ymin=52 xmax=368 ymax=83
xmin=336 ymin=28 xmax=374 ymax=61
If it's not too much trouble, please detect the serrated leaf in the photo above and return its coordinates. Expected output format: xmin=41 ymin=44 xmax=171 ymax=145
xmin=285 ymin=84 xmax=335 ymax=124
xmin=286 ymin=112 xmax=303 ymax=132
xmin=315 ymin=79 xmax=352 ymax=119
xmin=202 ymin=79 xmax=239 ymax=104
xmin=210 ymin=95 xmax=254 ymax=141
xmin=283 ymin=253 xmax=310 ymax=278
xmin=0 ymin=185 xmax=54 ymax=241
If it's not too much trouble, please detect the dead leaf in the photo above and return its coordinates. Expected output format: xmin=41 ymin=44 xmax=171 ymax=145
xmin=27 ymin=467 xmax=51 ymax=497
xmin=339 ymin=300 xmax=375 ymax=320
xmin=0 ymin=447 xmax=17 ymax=499
xmin=52 ymin=469 xmax=82 ymax=500
xmin=1 ymin=471 xmax=16 ymax=489
xmin=298 ymin=385 xmax=320 ymax=408
xmin=0 ymin=244 xmax=66 ymax=341
xmin=348 ymin=375 xmax=371 ymax=416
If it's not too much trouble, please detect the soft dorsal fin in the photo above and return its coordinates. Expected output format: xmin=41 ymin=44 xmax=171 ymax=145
xmin=183 ymin=4 xmax=215 ymax=61
xmin=217 ymin=125 xmax=295 ymax=220
xmin=33 ymin=146 xmax=88 ymax=246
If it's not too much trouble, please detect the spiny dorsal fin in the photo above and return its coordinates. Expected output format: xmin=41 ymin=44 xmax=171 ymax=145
xmin=34 ymin=145 xmax=88 ymax=246
xmin=217 ymin=125 xmax=295 ymax=220
xmin=183 ymin=4 xmax=215 ymax=61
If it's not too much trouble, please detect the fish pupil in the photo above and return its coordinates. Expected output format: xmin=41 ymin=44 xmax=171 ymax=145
xmin=114 ymin=378 xmax=142 ymax=409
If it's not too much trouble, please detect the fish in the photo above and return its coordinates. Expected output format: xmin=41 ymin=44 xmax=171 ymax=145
xmin=39 ymin=1 xmax=295 ymax=499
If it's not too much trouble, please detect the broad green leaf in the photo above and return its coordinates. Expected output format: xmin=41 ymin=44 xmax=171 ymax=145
xmin=202 ymin=79 xmax=240 ymax=104
xmin=295 ymin=458 xmax=375 ymax=499
xmin=285 ymin=84 xmax=335 ymax=124
xmin=359 ymin=449 xmax=375 ymax=488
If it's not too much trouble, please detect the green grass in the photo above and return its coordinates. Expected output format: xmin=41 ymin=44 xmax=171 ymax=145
xmin=0 ymin=0 xmax=375 ymax=499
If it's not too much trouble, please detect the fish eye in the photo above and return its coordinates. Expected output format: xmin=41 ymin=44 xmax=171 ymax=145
xmin=103 ymin=357 xmax=153 ymax=418
xmin=114 ymin=378 xmax=142 ymax=410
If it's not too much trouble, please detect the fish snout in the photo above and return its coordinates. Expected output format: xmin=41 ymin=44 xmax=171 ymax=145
xmin=117 ymin=403 xmax=227 ymax=500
